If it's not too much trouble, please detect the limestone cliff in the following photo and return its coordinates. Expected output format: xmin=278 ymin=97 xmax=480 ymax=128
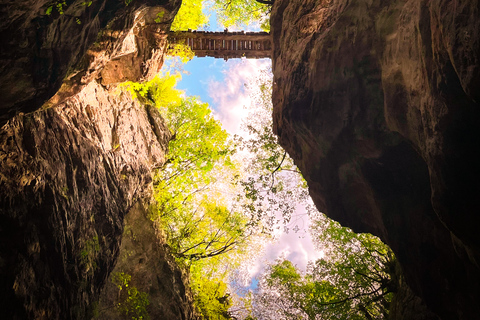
xmin=0 ymin=0 xmax=180 ymax=125
xmin=95 ymin=202 xmax=199 ymax=320
xmin=271 ymin=0 xmax=480 ymax=319
xmin=0 ymin=81 xmax=170 ymax=319
xmin=0 ymin=0 xmax=191 ymax=318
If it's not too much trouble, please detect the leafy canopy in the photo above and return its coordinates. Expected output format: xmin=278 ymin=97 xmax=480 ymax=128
xmin=171 ymin=0 xmax=271 ymax=32
xmin=171 ymin=0 xmax=209 ymax=31
xmin=210 ymin=0 xmax=271 ymax=31
xmin=247 ymin=218 xmax=395 ymax=320
xmin=122 ymin=73 xmax=254 ymax=320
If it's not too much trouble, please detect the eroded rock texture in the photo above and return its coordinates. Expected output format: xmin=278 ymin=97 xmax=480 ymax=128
xmin=0 ymin=0 xmax=180 ymax=125
xmin=0 ymin=81 xmax=170 ymax=319
xmin=271 ymin=0 xmax=480 ymax=319
xmin=96 ymin=202 xmax=199 ymax=320
xmin=0 ymin=0 xmax=183 ymax=318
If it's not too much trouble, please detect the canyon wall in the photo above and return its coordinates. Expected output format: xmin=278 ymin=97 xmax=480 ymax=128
xmin=95 ymin=202 xmax=199 ymax=320
xmin=270 ymin=0 xmax=480 ymax=318
xmin=0 ymin=0 xmax=190 ymax=318
xmin=0 ymin=80 xmax=170 ymax=319
xmin=0 ymin=0 xmax=178 ymax=125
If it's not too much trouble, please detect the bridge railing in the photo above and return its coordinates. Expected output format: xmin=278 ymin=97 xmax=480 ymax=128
xmin=168 ymin=29 xmax=272 ymax=60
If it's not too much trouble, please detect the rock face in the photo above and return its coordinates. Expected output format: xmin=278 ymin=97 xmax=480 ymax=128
xmin=271 ymin=0 xmax=480 ymax=319
xmin=96 ymin=202 xmax=199 ymax=320
xmin=0 ymin=0 xmax=187 ymax=318
xmin=0 ymin=81 xmax=170 ymax=319
xmin=0 ymin=0 xmax=179 ymax=125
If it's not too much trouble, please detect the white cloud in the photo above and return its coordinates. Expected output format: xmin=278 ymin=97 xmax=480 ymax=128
xmin=254 ymin=218 xmax=324 ymax=275
xmin=207 ymin=58 xmax=271 ymax=134
xmin=208 ymin=58 xmax=323 ymax=290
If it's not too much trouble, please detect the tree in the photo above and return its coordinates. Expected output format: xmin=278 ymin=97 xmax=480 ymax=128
xmin=122 ymin=74 xmax=256 ymax=320
xmin=210 ymin=0 xmax=272 ymax=31
xmin=235 ymin=67 xmax=314 ymax=234
xmin=123 ymin=75 xmax=246 ymax=263
xmin=156 ymin=198 xmax=248 ymax=261
xmin=246 ymin=218 xmax=396 ymax=320
xmin=190 ymin=267 xmax=233 ymax=320
xmin=170 ymin=0 xmax=272 ymax=32
xmin=171 ymin=0 xmax=209 ymax=31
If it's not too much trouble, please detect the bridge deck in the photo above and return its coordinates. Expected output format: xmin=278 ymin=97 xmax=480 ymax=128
xmin=168 ymin=30 xmax=272 ymax=60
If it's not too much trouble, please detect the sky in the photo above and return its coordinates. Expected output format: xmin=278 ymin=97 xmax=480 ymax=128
xmin=165 ymin=56 xmax=323 ymax=283
xmin=163 ymin=5 xmax=324 ymax=287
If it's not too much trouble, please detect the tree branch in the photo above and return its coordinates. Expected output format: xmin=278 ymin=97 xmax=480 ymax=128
xmin=255 ymin=0 xmax=274 ymax=5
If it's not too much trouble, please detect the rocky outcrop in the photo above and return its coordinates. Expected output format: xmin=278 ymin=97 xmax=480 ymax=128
xmin=271 ymin=0 xmax=480 ymax=319
xmin=0 ymin=0 xmax=184 ymax=318
xmin=0 ymin=0 xmax=180 ymax=125
xmin=96 ymin=202 xmax=199 ymax=320
xmin=389 ymin=261 xmax=440 ymax=320
xmin=0 ymin=81 xmax=170 ymax=319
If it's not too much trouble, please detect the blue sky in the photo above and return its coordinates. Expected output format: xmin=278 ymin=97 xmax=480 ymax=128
xmin=174 ymin=1 xmax=267 ymax=111
xmin=165 ymin=5 xmax=323 ymax=289
xmin=175 ymin=57 xmax=226 ymax=108
xmin=168 ymin=55 xmax=324 ymax=282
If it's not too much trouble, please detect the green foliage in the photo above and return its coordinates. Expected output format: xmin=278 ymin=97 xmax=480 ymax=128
xmin=167 ymin=43 xmax=195 ymax=63
xmin=211 ymin=0 xmax=271 ymax=31
xmin=123 ymin=74 xmax=245 ymax=320
xmin=112 ymin=272 xmax=150 ymax=320
xmin=119 ymin=74 xmax=182 ymax=105
xmin=46 ymin=0 xmax=92 ymax=17
xmin=171 ymin=0 xmax=209 ymax=31
xmin=157 ymin=198 xmax=247 ymax=261
xmin=253 ymin=221 xmax=395 ymax=320
xmin=161 ymin=98 xmax=233 ymax=176
xmin=191 ymin=276 xmax=232 ymax=320
xmin=154 ymin=11 xmax=165 ymax=23
xmin=80 ymin=236 xmax=100 ymax=275
xmin=112 ymin=272 xmax=132 ymax=290
xmin=151 ymin=90 xmax=243 ymax=262
xmin=46 ymin=0 xmax=67 ymax=16
xmin=267 ymin=260 xmax=301 ymax=286
xmin=149 ymin=86 xmax=247 ymax=263
xmin=170 ymin=0 xmax=270 ymax=32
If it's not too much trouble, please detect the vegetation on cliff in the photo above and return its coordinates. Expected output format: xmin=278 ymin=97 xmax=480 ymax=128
xmin=111 ymin=272 xmax=150 ymax=320
xmin=120 ymin=69 xmax=397 ymax=320
xmin=121 ymin=74 xmax=245 ymax=319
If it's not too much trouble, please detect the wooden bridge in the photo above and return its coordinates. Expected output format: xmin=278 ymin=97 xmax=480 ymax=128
xmin=168 ymin=29 xmax=272 ymax=60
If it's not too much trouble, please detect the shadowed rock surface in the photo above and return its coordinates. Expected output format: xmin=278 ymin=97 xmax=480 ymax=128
xmin=0 ymin=0 xmax=180 ymax=125
xmin=0 ymin=0 xmax=189 ymax=318
xmin=270 ymin=0 xmax=480 ymax=319
xmin=0 ymin=81 xmax=170 ymax=319
xmin=96 ymin=202 xmax=200 ymax=320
